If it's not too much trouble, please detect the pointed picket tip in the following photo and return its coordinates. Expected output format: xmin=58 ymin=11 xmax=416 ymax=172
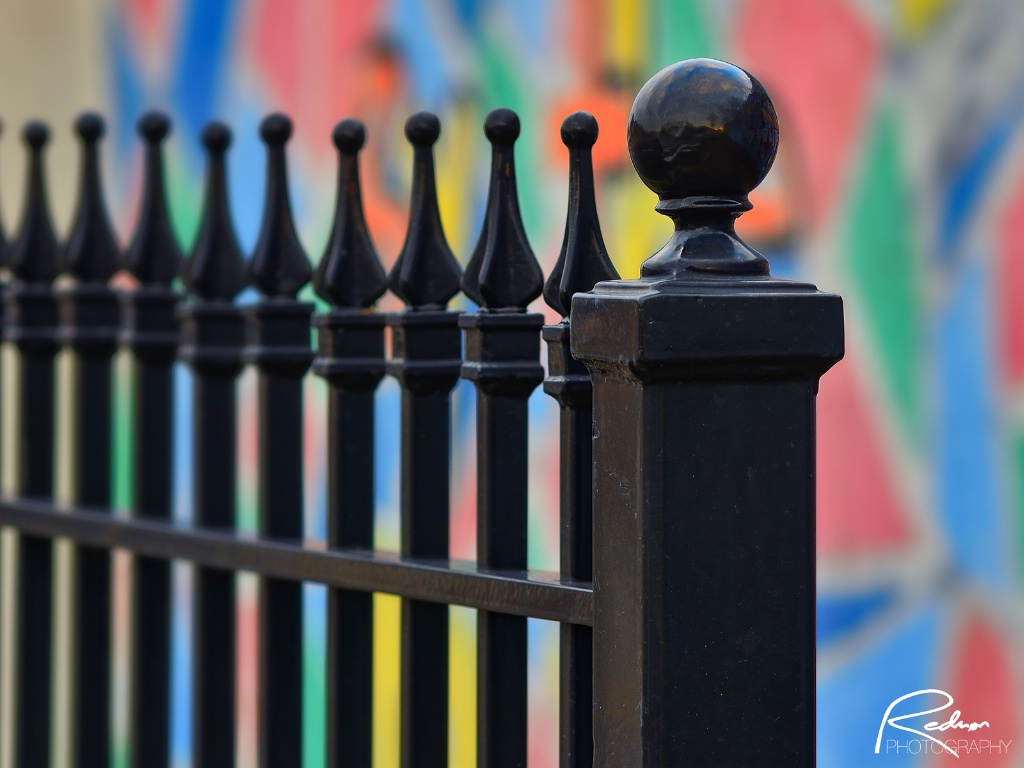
xmin=123 ymin=111 xmax=183 ymax=286
xmin=7 ymin=121 xmax=60 ymax=284
xmin=388 ymin=111 xmax=462 ymax=309
xmin=544 ymin=111 xmax=618 ymax=319
xmin=64 ymin=111 xmax=120 ymax=282
xmin=249 ymin=113 xmax=311 ymax=298
xmin=182 ymin=121 xmax=248 ymax=301
xmin=313 ymin=118 xmax=387 ymax=308
xmin=461 ymin=107 xmax=543 ymax=311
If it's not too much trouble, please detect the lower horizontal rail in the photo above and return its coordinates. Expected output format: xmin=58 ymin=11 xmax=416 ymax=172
xmin=0 ymin=498 xmax=593 ymax=626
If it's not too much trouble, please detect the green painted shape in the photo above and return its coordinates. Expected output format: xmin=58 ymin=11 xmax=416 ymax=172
xmin=113 ymin=353 xmax=134 ymax=513
xmin=844 ymin=106 xmax=921 ymax=439
xmin=651 ymin=0 xmax=718 ymax=71
xmin=477 ymin=29 xmax=546 ymax=245
xmin=303 ymin=589 xmax=326 ymax=768
xmin=167 ymin=156 xmax=202 ymax=251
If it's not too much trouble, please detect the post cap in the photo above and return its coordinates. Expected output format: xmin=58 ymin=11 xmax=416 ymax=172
xmin=627 ymin=58 xmax=778 ymax=204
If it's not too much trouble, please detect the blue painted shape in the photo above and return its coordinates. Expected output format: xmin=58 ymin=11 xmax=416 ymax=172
xmin=391 ymin=0 xmax=454 ymax=110
xmin=172 ymin=0 xmax=237 ymax=141
xmin=449 ymin=0 xmax=484 ymax=31
xmin=171 ymin=362 xmax=193 ymax=767
xmin=171 ymin=566 xmax=194 ymax=767
xmin=817 ymin=589 xmax=896 ymax=649
xmin=818 ymin=600 xmax=943 ymax=768
xmin=934 ymin=255 xmax=1008 ymax=593
xmin=109 ymin=15 xmax=146 ymax=164
xmin=216 ymin=94 xmax=266 ymax=253
xmin=498 ymin=0 xmax=547 ymax=54
xmin=758 ymin=244 xmax=798 ymax=279
xmin=939 ymin=100 xmax=1022 ymax=258
xmin=374 ymin=377 xmax=402 ymax=549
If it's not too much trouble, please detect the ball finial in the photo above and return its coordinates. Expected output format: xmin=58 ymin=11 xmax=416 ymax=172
xmin=560 ymin=111 xmax=598 ymax=149
xmin=627 ymin=58 xmax=778 ymax=202
xmin=23 ymin=121 xmax=49 ymax=149
xmin=405 ymin=112 xmax=440 ymax=148
xmin=484 ymin=108 xmax=520 ymax=144
xmin=138 ymin=111 xmax=170 ymax=142
xmin=332 ymin=119 xmax=366 ymax=153
xmin=75 ymin=112 xmax=105 ymax=142
xmin=201 ymin=122 xmax=232 ymax=153
xmin=259 ymin=113 xmax=293 ymax=146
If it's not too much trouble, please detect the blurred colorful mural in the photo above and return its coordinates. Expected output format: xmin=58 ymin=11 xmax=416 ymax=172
xmin=1 ymin=0 xmax=1024 ymax=766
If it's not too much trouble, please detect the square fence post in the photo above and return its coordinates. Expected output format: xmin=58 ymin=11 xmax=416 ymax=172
xmin=572 ymin=59 xmax=845 ymax=767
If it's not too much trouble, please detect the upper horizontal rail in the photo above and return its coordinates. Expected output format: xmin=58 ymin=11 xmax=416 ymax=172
xmin=0 ymin=498 xmax=593 ymax=626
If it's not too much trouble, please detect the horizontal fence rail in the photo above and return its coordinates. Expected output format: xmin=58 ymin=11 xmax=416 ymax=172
xmin=0 ymin=499 xmax=594 ymax=626
xmin=0 ymin=57 xmax=844 ymax=768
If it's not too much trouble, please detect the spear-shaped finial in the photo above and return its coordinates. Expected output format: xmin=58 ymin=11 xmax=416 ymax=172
xmin=182 ymin=122 xmax=247 ymax=301
xmin=313 ymin=119 xmax=386 ymax=308
xmin=249 ymin=113 xmax=311 ymax=298
xmin=8 ymin=122 xmax=60 ymax=284
xmin=123 ymin=111 xmax=182 ymax=285
xmin=388 ymin=112 xmax=462 ymax=309
xmin=64 ymin=112 xmax=120 ymax=282
xmin=461 ymin=108 xmax=543 ymax=311
xmin=543 ymin=111 xmax=618 ymax=319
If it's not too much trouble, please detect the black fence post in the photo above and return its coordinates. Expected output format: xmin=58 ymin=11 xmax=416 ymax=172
xmin=60 ymin=112 xmax=122 ymax=767
xmin=120 ymin=111 xmax=182 ymax=768
xmin=387 ymin=112 xmax=463 ymax=768
xmin=572 ymin=59 xmax=845 ymax=766
xmin=310 ymin=119 xmax=387 ymax=768
xmin=542 ymin=111 xmax=618 ymax=768
xmin=5 ymin=121 xmax=61 ymax=768
xmin=244 ymin=113 xmax=314 ymax=768
xmin=179 ymin=121 xmax=248 ymax=768
xmin=460 ymin=108 xmax=545 ymax=768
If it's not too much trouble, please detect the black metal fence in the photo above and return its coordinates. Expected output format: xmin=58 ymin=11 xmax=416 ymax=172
xmin=0 ymin=58 xmax=844 ymax=767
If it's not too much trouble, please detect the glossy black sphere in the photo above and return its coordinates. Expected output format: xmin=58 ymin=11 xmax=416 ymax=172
xmin=627 ymin=58 xmax=779 ymax=200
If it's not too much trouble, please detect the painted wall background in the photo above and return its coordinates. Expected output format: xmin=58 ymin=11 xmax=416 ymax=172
xmin=1 ymin=0 xmax=1022 ymax=766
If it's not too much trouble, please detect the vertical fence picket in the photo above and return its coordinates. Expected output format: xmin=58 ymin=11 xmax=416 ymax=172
xmin=60 ymin=112 xmax=121 ymax=767
xmin=460 ymin=108 xmax=545 ymax=768
xmin=542 ymin=111 xmax=618 ymax=768
xmin=179 ymin=121 xmax=249 ymax=768
xmin=5 ymin=121 xmax=61 ymax=768
xmin=311 ymin=119 xmax=387 ymax=768
xmin=386 ymin=112 xmax=464 ymax=767
xmin=245 ymin=114 xmax=314 ymax=768
xmin=120 ymin=111 xmax=182 ymax=768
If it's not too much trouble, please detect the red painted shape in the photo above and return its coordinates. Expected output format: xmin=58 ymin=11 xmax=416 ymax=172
xmin=251 ymin=0 xmax=301 ymax=117
xmin=125 ymin=0 xmax=161 ymax=31
xmin=998 ymin=168 xmax=1024 ymax=383
xmin=817 ymin=354 xmax=910 ymax=556
xmin=930 ymin=616 xmax=1017 ymax=766
xmin=735 ymin=0 xmax=878 ymax=229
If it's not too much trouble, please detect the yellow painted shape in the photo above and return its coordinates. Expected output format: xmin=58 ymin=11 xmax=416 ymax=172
xmin=373 ymin=594 xmax=401 ymax=768
xmin=607 ymin=0 xmax=648 ymax=81
xmin=449 ymin=606 xmax=477 ymax=767
xmin=899 ymin=0 xmax=954 ymax=40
